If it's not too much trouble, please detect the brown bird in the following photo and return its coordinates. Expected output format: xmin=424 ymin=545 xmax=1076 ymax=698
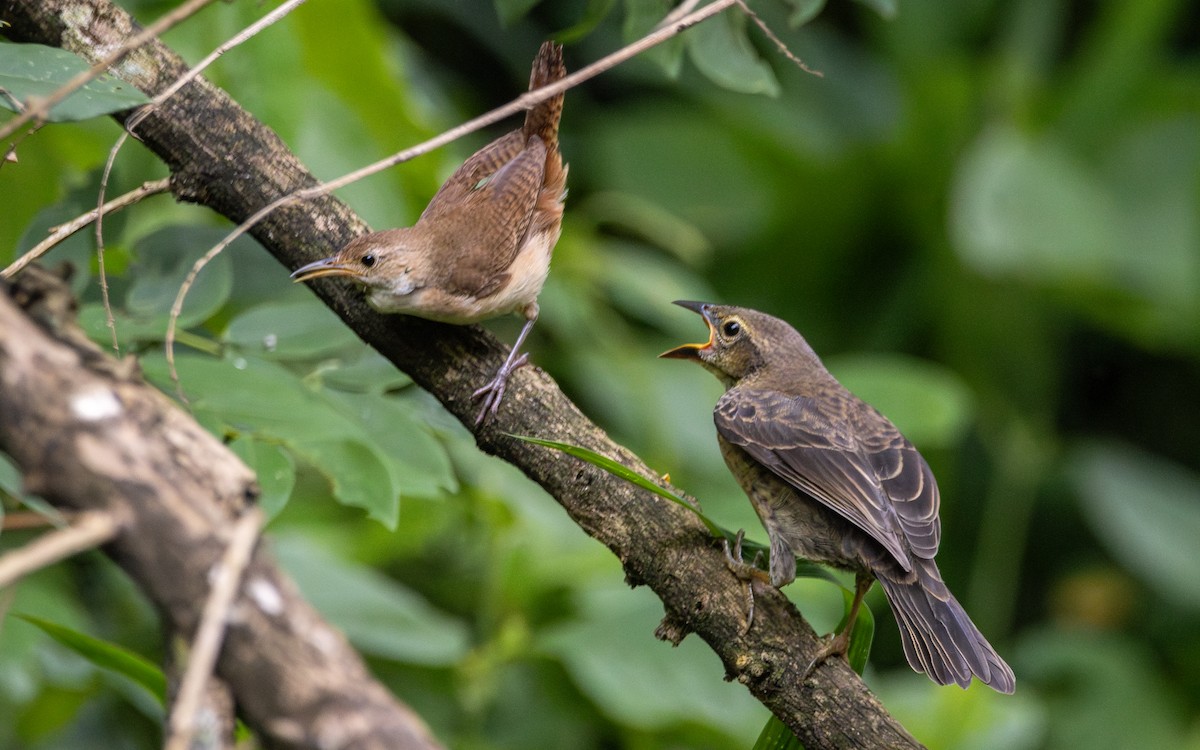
xmin=292 ymin=42 xmax=568 ymax=423
xmin=662 ymin=301 xmax=1015 ymax=693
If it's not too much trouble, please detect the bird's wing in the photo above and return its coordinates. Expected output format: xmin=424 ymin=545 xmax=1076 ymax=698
xmin=420 ymin=130 xmax=527 ymax=218
xmin=850 ymin=402 xmax=941 ymax=558
xmin=421 ymin=135 xmax=546 ymax=298
xmin=715 ymin=388 xmax=940 ymax=569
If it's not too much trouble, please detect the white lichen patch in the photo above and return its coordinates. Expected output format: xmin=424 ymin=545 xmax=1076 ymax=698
xmin=247 ymin=576 xmax=284 ymax=616
xmin=71 ymin=386 xmax=122 ymax=421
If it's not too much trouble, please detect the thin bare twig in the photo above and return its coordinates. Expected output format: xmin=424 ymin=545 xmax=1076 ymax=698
xmin=92 ymin=0 xmax=310 ymax=353
xmin=163 ymin=506 xmax=263 ymax=750
xmin=735 ymin=0 xmax=822 ymax=76
xmin=0 ymin=179 xmax=171 ymax=280
xmin=164 ymin=0 xmax=742 ymax=399
xmin=0 ymin=511 xmax=120 ymax=589
xmin=0 ymin=0 xmax=220 ymax=142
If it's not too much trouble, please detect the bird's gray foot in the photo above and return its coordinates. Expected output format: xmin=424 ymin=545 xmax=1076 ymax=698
xmin=472 ymin=352 xmax=529 ymax=424
xmin=722 ymin=529 xmax=770 ymax=634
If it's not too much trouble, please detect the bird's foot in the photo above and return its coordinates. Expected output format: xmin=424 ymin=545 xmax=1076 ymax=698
xmin=801 ymin=629 xmax=852 ymax=681
xmin=472 ymin=352 xmax=529 ymax=425
xmin=722 ymin=529 xmax=770 ymax=635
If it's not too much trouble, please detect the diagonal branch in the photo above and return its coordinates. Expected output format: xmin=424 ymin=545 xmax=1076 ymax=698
xmin=0 ymin=265 xmax=443 ymax=750
xmin=0 ymin=2 xmax=924 ymax=748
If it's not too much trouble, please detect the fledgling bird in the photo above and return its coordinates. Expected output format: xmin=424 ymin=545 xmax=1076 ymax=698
xmin=292 ymin=42 xmax=568 ymax=424
xmin=661 ymin=301 xmax=1015 ymax=693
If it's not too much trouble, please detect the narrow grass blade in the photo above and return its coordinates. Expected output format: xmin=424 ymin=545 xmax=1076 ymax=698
xmin=16 ymin=613 xmax=166 ymax=702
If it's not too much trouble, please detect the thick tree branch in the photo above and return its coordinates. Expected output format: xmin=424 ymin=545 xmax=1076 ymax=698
xmin=0 ymin=267 xmax=442 ymax=750
xmin=0 ymin=1 xmax=924 ymax=747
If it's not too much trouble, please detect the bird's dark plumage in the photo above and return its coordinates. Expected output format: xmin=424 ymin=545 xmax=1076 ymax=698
xmin=662 ymin=301 xmax=1014 ymax=693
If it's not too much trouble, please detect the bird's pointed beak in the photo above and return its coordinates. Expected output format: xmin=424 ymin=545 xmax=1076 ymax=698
xmin=290 ymin=256 xmax=361 ymax=283
xmin=659 ymin=300 xmax=716 ymax=360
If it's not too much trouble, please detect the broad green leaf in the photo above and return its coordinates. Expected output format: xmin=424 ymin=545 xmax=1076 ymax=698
xmin=784 ymin=0 xmax=827 ymax=28
xmin=229 ymin=438 xmax=296 ymax=519
xmin=853 ymin=0 xmax=898 ymax=19
xmin=123 ymin=226 xmax=236 ymax=328
xmin=826 ymin=354 xmax=975 ymax=449
xmin=541 ymin=584 xmax=766 ymax=735
xmin=623 ymin=0 xmax=685 ymax=78
xmin=950 ymin=127 xmax=1122 ymax=286
xmin=0 ymin=44 xmax=149 ymax=121
xmin=289 ymin=437 xmax=398 ymax=528
xmin=316 ymin=349 xmax=413 ymax=394
xmin=140 ymin=353 xmax=408 ymax=526
xmin=14 ymin=615 xmax=165 ymax=703
xmin=224 ymin=300 xmax=358 ymax=360
xmin=686 ymin=12 xmax=780 ymax=96
xmin=272 ymin=533 xmax=469 ymax=665
xmin=1015 ymin=630 xmax=1187 ymax=749
xmin=1070 ymin=441 xmax=1200 ymax=610
xmin=556 ymin=0 xmax=618 ymax=43
xmin=327 ymin=391 xmax=457 ymax=498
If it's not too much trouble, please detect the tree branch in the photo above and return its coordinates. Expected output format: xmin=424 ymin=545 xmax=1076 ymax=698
xmin=0 ymin=1 xmax=924 ymax=747
xmin=0 ymin=265 xmax=443 ymax=750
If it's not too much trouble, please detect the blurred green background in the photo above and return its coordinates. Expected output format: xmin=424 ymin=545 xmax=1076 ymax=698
xmin=2 ymin=0 xmax=1199 ymax=747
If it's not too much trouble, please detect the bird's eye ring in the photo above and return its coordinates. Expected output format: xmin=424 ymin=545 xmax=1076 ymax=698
xmin=722 ymin=320 xmax=741 ymax=338
xmin=361 ymin=253 xmax=376 ymax=268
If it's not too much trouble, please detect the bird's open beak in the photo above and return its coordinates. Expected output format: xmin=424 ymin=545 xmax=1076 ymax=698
xmin=290 ymin=256 xmax=362 ymax=283
xmin=659 ymin=300 xmax=716 ymax=360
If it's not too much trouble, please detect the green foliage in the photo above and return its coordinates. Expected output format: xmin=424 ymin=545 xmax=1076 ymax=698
xmin=13 ymin=615 xmax=166 ymax=705
xmin=0 ymin=43 xmax=149 ymax=120
xmin=3 ymin=0 xmax=1200 ymax=747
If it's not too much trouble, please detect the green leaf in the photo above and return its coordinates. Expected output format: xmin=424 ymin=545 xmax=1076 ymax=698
xmin=752 ymin=716 xmax=804 ymax=750
xmin=0 ymin=44 xmax=149 ymax=121
xmin=316 ymin=349 xmax=413 ymax=394
xmin=14 ymin=614 xmax=166 ymax=703
xmin=556 ymin=0 xmax=618 ymax=43
xmin=950 ymin=127 xmax=1122 ymax=287
xmin=140 ymin=353 xmax=410 ymax=527
xmin=852 ymin=0 xmax=898 ymax=20
xmin=224 ymin=300 xmax=359 ymax=360
xmin=121 ymin=225 xmax=236 ymax=330
xmin=784 ymin=0 xmax=827 ymax=28
xmin=840 ymin=588 xmax=875 ymax=675
xmin=541 ymin=584 xmax=765 ymax=735
xmin=290 ymin=437 xmax=398 ymax=528
xmin=623 ymin=0 xmax=686 ymax=78
xmin=494 ymin=0 xmax=544 ymax=26
xmin=1070 ymin=441 xmax=1200 ymax=610
xmin=327 ymin=391 xmax=457 ymax=498
xmin=228 ymin=438 xmax=295 ymax=519
xmin=272 ymin=533 xmax=470 ymax=665
xmin=686 ymin=12 xmax=780 ymax=96
xmin=511 ymin=434 xmax=717 ymax=532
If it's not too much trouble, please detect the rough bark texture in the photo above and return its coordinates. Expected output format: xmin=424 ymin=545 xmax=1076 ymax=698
xmin=0 ymin=1 xmax=926 ymax=748
xmin=0 ymin=267 xmax=443 ymax=750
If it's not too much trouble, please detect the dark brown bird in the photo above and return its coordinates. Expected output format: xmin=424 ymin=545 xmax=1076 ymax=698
xmin=661 ymin=301 xmax=1014 ymax=693
xmin=292 ymin=42 xmax=568 ymax=423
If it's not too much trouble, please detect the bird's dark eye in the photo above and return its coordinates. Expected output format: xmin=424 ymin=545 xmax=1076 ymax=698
xmin=360 ymin=253 xmax=376 ymax=268
xmin=722 ymin=320 xmax=741 ymax=338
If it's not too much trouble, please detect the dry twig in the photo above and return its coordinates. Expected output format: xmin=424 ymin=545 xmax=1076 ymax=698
xmin=164 ymin=507 xmax=264 ymax=750
xmin=0 ymin=511 xmax=120 ymax=589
